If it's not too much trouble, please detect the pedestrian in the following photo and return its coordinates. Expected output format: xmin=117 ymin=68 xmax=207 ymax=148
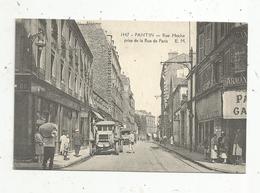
xmin=203 ymin=137 xmax=210 ymax=160
xmin=129 ymin=131 xmax=135 ymax=153
xmin=63 ymin=134 xmax=70 ymax=160
xmin=218 ymin=132 xmax=228 ymax=163
xmin=34 ymin=127 xmax=44 ymax=163
xmin=232 ymin=129 xmax=243 ymax=165
xmin=42 ymin=128 xmax=58 ymax=170
xmin=210 ymin=134 xmax=218 ymax=163
xmin=59 ymin=131 xmax=67 ymax=155
xmin=73 ymin=129 xmax=82 ymax=157
xmin=170 ymin=136 xmax=174 ymax=145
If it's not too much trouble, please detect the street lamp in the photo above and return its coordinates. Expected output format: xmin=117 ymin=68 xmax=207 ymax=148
xmin=160 ymin=48 xmax=195 ymax=152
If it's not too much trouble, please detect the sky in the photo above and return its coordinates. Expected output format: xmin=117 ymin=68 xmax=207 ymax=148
xmin=100 ymin=20 xmax=196 ymax=118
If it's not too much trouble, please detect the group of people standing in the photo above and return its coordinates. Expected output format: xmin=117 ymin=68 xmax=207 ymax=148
xmin=205 ymin=129 xmax=244 ymax=165
xmin=34 ymin=123 xmax=83 ymax=170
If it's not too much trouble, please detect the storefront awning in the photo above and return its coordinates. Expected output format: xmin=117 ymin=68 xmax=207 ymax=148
xmin=92 ymin=110 xmax=104 ymax=120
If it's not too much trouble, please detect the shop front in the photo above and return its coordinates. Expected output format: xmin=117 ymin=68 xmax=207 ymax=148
xmin=195 ymin=90 xmax=222 ymax=153
xmin=222 ymin=90 xmax=247 ymax=162
xmin=14 ymin=76 xmax=90 ymax=159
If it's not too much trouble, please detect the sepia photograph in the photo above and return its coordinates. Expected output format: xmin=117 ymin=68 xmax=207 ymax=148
xmin=13 ymin=19 xmax=247 ymax=173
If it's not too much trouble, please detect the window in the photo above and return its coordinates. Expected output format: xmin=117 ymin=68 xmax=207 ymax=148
xmin=69 ymin=29 xmax=72 ymax=43
xmin=79 ymin=80 xmax=82 ymax=96
xmin=69 ymin=54 xmax=73 ymax=66
xmin=75 ymin=76 xmax=78 ymax=93
xmin=50 ymin=50 xmax=55 ymax=77
xmin=198 ymin=33 xmax=205 ymax=62
xmin=51 ymin=20 xmax=58 ymax=41
xmin=205 ymin=24 xmax=212 ymax=55
xmin=220 ymin=23 xmax=225 ymax=37
xmin=37 ymin=46 xmax=42 ymax=68
xmin=68 ymin=69 xmax=72 ymax=89
xmin=223 ymin=49 xmax=231 ymax=76
xmin=60 ymin=60 xmax=64 ymax=82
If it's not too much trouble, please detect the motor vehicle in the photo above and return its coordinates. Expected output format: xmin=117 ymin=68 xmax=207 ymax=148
xmin=120 ymin=128 xmax=132 ymax=145
xmin=94 ymin=120 xmax=123 ymax=155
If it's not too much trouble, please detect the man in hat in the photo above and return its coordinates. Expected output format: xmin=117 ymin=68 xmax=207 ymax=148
xmin=42 ymin=127 xmax=57 ymax=170
xmin=73 ymin=129 xmax=82 ymax=157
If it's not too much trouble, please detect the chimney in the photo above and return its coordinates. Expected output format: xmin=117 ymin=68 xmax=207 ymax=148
xmin=168 ymin=52 xmax=178 ymax=60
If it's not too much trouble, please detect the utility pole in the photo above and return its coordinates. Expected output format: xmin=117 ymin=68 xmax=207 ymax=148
xmin=189 ymin=47 xmax=193 ymax=152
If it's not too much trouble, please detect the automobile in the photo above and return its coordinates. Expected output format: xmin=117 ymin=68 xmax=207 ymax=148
xmin=120 ymin=128 xmax=132 ymax=145
xmin=94 ymin=120 xmax=123 ymax=155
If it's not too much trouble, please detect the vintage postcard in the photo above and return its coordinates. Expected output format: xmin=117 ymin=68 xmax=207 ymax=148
xmin=13 ymin=19 xmax=247 ymax=173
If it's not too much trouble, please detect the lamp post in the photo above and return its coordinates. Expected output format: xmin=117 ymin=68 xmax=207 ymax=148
xmin=160 ymin=48 xmax=194 ymax=152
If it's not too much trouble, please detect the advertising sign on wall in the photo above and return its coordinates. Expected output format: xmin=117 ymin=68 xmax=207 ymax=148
xmin=223 ymin=90 xmax=247 ymax=119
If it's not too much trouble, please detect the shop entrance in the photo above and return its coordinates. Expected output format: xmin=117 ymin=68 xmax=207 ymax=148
xmin=224 ymin=119 xmax=246 ymax=162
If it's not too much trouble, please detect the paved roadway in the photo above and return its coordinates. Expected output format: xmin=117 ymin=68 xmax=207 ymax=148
xmin=64 ymin=141 xmax=214 ymax=173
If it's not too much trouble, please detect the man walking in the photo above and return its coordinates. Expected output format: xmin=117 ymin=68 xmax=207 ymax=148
xmin=73 ymin=129 xmax=82 ymax=157
xmin=129 ymin=131 xmax=135 ymax=153
xmin=42 ymin=128 xmax=57 ymax=170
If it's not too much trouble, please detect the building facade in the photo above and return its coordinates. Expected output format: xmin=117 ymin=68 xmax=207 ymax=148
xmin=14 ymin=19 xmax=93 ymax=159
xmin=168 ymin=84 xmax=189 ymax=147
xmin=78 ymin=23 xmax=124 ymax=124
xmin=195 ymin=22 xmax=247 ymax=161
xmin=121 ymin=74 xmax=136 ymax=131
xmin=159 ymin=52 xmax=189 ymax=139
xmin=135 ymin=110 xmax=157 ymax=140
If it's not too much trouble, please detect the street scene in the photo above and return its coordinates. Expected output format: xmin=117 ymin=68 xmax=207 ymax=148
xmin=14 ymin=19 xmax=247 ymax=173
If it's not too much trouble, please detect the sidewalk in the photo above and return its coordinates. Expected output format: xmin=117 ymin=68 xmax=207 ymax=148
xmin=156 ymin=142 xmax=245 ymax=173
xmin=13 ymin=147 xmax=91 ymax=170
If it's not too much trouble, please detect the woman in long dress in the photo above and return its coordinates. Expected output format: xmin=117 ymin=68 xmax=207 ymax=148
xmin=210 ymin=134 xmax=218 ymax=163
xmin=233 ymin=129 xmax=243 ymax=164
xmin=219 ymin=132 xmax=228 ymax=163
xmin=34 ymin=129 xmax=44 ymax=163
xmin=60 ymin=132 xmax=68 ymax=155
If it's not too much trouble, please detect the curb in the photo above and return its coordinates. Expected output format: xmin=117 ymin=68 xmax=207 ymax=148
xmin=14 ymin=154 xmax=92 ymax=170
xmin=54 ymin=154 xmax=92 ymax=169
xmin=155 ymin=142 xmax=230 ymax=173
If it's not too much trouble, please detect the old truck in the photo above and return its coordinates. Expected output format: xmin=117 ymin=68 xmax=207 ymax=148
xmin=93 ymin=120 xmax=123 ymax=155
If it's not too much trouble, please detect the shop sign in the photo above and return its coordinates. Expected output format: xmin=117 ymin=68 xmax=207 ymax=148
xmin=223 ymin=90 xmax=247 ymax=119
xmin=15 ymin=78 xmax=30 ymax=91
xmin=222 ymin=76 xmax=247 ymax=87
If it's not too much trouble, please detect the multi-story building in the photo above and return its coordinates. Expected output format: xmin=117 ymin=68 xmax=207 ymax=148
xmin=14 ymin=19 xmax=93 ymax=159
xmin=195 ymin=22 xmax=247 ymax=161
xmin=78 ymin=23 xmax=124 ymax=124
xmin=135 ymin=110 xmax=157 ymax=140
xmin=121 ymin=74 xmax=136 ymax=131
xmin=159 ymin=52 xmax=189 ymax=138
xmin=168 ymin=84 xmax=188 ymax=147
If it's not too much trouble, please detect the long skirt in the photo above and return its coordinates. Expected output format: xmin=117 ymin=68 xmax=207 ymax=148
xmin=232 ymin=144 xmax=242 ymax=156
xmin=211 ymin=149 xmax=218 ymax=159
xmin=35 ymin=143 xmax=44 ymax=155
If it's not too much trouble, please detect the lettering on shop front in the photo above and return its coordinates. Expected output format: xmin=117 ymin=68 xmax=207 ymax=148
xmin=223 ymin=91 xmax=247 ymax=119
xmin=233 ymin=94 xmax=247 ymax=116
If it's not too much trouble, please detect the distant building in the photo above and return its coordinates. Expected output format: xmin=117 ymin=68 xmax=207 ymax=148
xmin=168 ymin=84 xmax=188 ymax=147
xmin=159 ymin=52 xmax=189 ymax=138
xmin=14 ymin=19 xmax=93 ymax=159
xmin=121 ymin=74 xmax=136 ymax=131
xmin=135 ymin=110 xmax=157 ymax=140
xmin=78 ymin=23 xmax=124 ymax=124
